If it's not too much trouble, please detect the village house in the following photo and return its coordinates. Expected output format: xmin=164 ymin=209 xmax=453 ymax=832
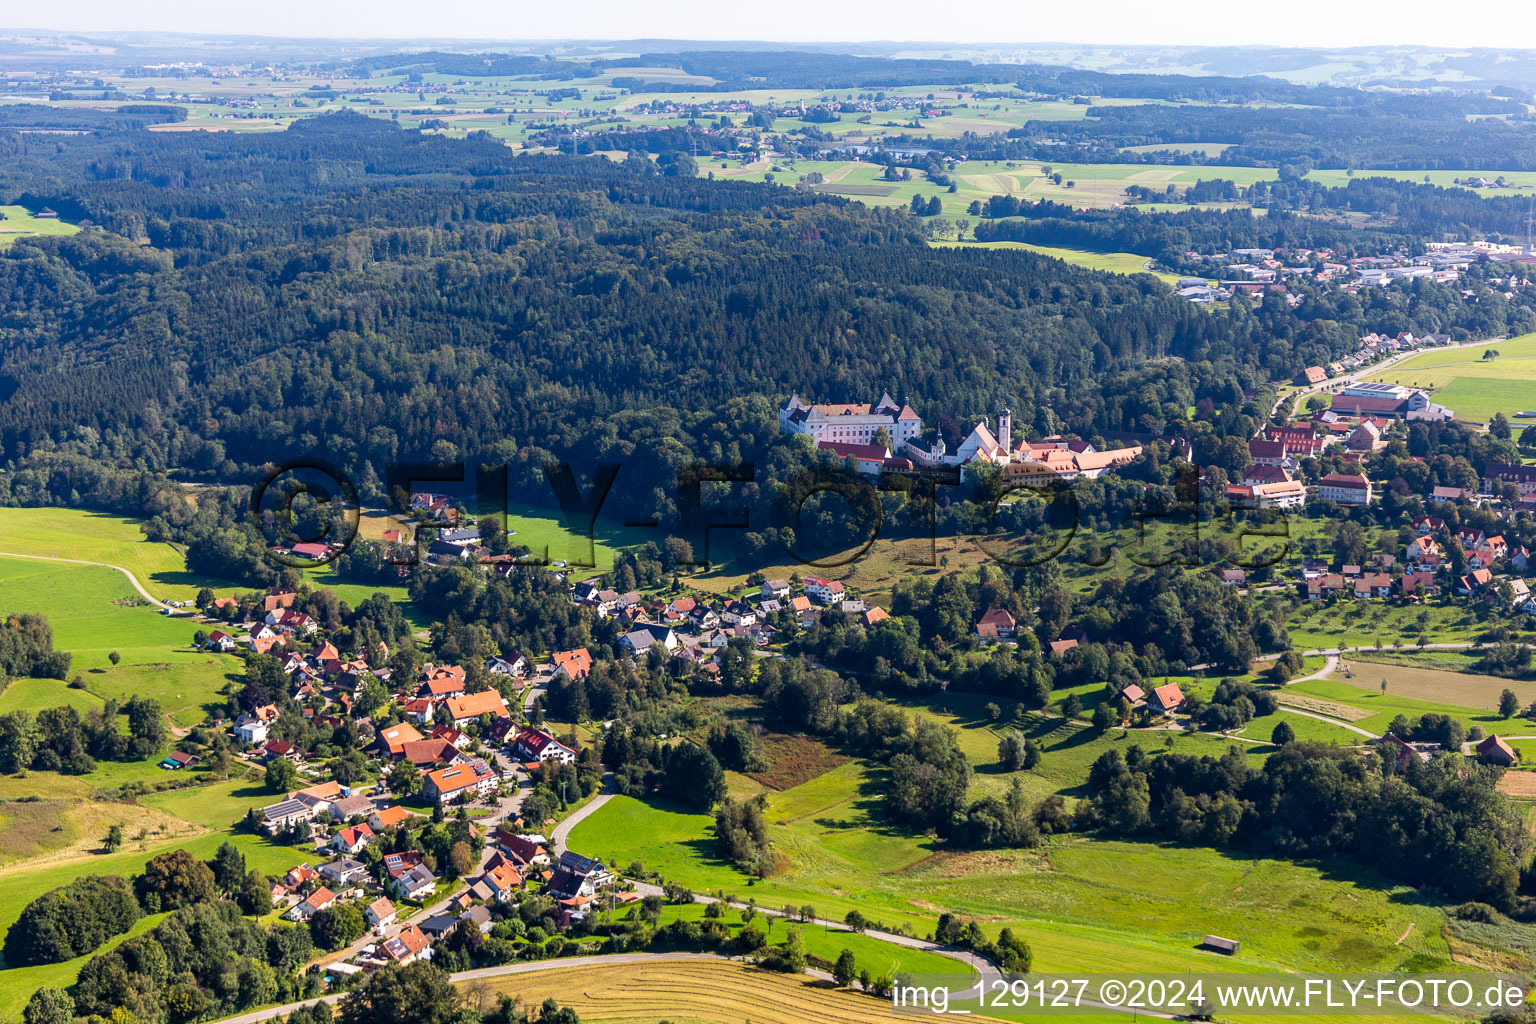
xmin=553 ymin=647 xmax=593 ymax=681
xmin=423 ymin=759 xmax=499 ymax=804
xmin=761 ymin=579 xmax=791 ymax=600
xmin=803 ymin=577 xmax=846 ymax=603
xmin=286 ymin=886 xmax=336 ymax=922
xmin=365 ymin=896 xmax=397 ymax=930
xmin=974 ymin=607 xmax=1016 ymax=640
xmin=318 ymin=858 xmax=369 ymax=885
xmin=391 ymin=863 xmax=438 ymax=900
xmin=262 ymin=798 xmax=314 ymax=835
xmin=620 ymin=623 xmax=680 ymax=658
xmin=378 ymin=721 xmax=426 ymax=758
xmin=382 ymin=924 xmax=432 ymax=964
xmin=514 ymin=727 xmax=577 ymax=764
xmin=331 ymin=824 xmax=375 ymax=855
xmin=444 ymin=689 xmax=508 ymax=725
xmin=485 ymin=652 xmax=528 ymax=677
xmin=546 ymin=851 xmax=612 ymax=899
xmin=1457 ymin=568 xmax=1495 ymax=595
xmin=369 ymin=805 xmax=412 ymax=832
xmin=479 ymin=861 xmax=524 ymax=900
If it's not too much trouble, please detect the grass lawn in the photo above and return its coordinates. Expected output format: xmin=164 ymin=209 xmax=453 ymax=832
xmin=1234 ymin=708 xmax=1364 ymax=747
xmin=0 ymin=205 xmax=79 ymax=247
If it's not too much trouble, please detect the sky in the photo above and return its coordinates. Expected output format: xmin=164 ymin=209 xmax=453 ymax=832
xmin=13 ymin=0 xmax=1536 ymax=49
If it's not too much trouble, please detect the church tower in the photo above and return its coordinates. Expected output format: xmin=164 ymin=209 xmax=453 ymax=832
xmin=997 ymin=408 xmax=1012 ymax=453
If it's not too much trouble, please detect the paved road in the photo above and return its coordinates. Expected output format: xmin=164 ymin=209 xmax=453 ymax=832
xmin=549 ymin=773 xmax=616 ymax=854
xmin=1276 ymin=706 xmax=1378 ymax=739
xmin=0 ymin=550 xmax=173 ymax=609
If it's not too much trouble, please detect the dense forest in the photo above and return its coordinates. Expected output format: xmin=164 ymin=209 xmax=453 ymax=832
xmin=0 ymin=112 xmax=1277 ymax=525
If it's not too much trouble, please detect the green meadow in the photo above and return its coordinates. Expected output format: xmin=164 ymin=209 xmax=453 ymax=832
xmin=1366 ymin=333 xmax=1536 ymax=423
xmin=0 ymin=555 xmax=240 ymax=726
xmin=0 ymin=506 xmax=236 ymax=602
xmin=929 ymin=239 xmax=1185 ymax=284
xmin=0 ymin=205 xmax=79 ymax=247
xmin=1305 ymin=168 xmax=1536 ymax=196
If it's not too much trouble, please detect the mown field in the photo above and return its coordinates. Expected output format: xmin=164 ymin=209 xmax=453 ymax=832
xmin=0 ymin=205 xmax=79 ymax=246
xmin=467 ymin=959 xmax=918 ymax=1024
xmin=1339 ymin=658 xmax=1536 ymax=712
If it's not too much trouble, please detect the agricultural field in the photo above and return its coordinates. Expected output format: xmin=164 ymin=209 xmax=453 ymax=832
xmin=466 ymin=959 xmax=916 ymax=1024
xmin=1364 ymin=334 xmax=1536 ymax=424
xmin=1339 ymin=658 xmax=1536 ymax=712
xmin=0 ymin=205 xmax=79 ymax=246
xmin=1305 ymin=168 xmax=1536 ymax=196
xmin=785 ymin=158 xmax=1277 ymax=216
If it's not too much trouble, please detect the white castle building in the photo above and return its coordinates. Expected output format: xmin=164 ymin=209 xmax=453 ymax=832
xmin=783 ymin=396 xmax=1143 ymax=482
xmin=780 ymin=393 xmax=923 ymax=447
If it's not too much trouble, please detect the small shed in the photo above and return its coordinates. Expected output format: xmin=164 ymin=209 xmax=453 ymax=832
xmin=1200 ymin=935 xmax=1240 ymax=955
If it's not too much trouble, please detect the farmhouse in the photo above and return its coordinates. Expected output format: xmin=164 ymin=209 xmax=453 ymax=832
xmin=1476 ymin=735 xmax=1518 ymax=766
xmin=974 ymin=607 xmax=1016 ymax=640
xmin=1149 ymin=683 xmax=1187 ymax=715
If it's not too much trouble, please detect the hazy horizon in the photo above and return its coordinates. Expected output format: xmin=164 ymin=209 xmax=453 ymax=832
xmin=7 ymin=0 xmax=1536 ymax=52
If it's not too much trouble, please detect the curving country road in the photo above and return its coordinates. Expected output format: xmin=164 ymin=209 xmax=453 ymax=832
xmin=549 ymin=773 xmax=616 ymax=854
xmin=0 ymin=549 xmax=174 ymax=609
